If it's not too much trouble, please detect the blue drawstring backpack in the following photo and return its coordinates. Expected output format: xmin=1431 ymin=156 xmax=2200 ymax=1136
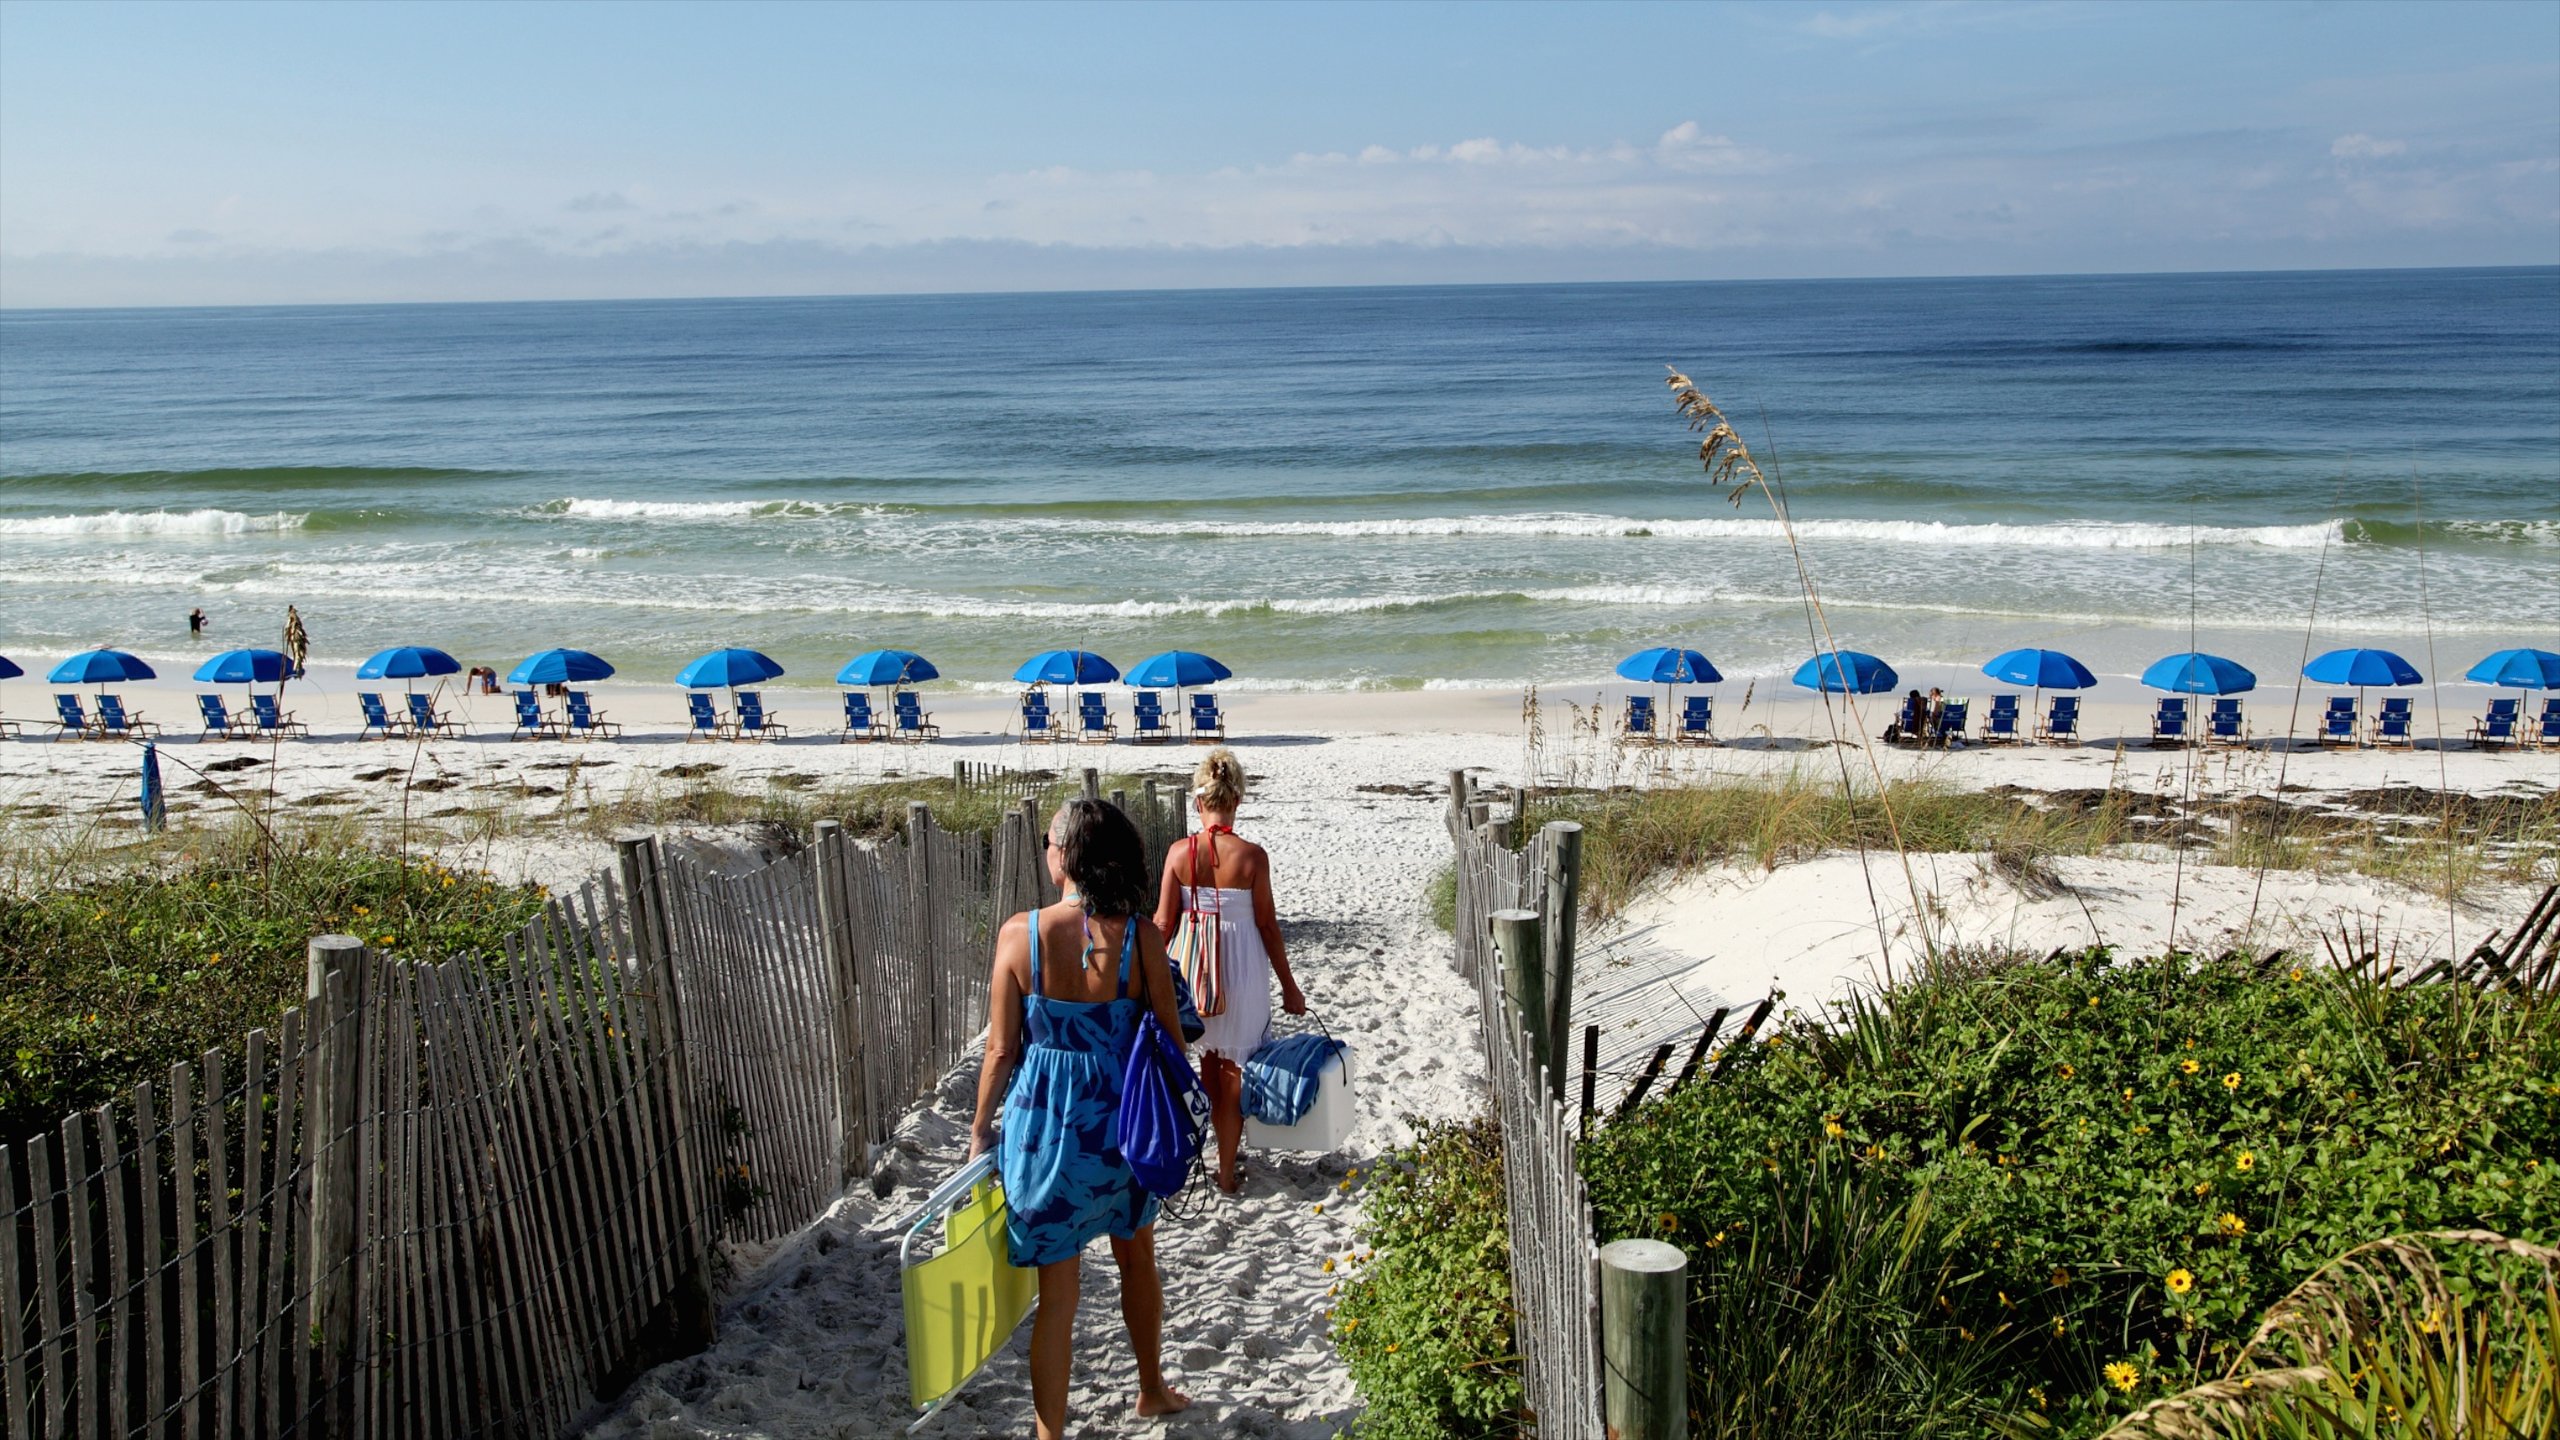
xmin=1119 ymin=943 xmax=1208 ymax=1198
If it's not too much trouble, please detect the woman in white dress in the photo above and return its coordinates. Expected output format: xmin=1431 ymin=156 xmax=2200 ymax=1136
xmin=1152 ymin=748 xmax=1303 ymax=1193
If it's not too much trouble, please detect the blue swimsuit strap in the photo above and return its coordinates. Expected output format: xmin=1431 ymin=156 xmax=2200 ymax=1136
xmin=1024 ymin=907 xmax=1137 ymax=1002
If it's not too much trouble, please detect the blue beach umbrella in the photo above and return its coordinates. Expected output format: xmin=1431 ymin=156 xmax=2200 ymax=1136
xmin=2141 ymin=653 xmax=2258 ymax=695
xmin=2463 ymin=648 xmax=2560 ymax=691
xmin=1982 ymin=648 xmax=2096 ymax=691
xmin=193 ymin=648 xmax=292 ymax=686
xmin=1014 ymin=649 xmax=1119 ymax=687
xmin=0 ymin=655 xmax=21 ymax=681
xmin=2302 ymin=648 xmax=2422 ymax=689
xmin=1793 ymin=650 xmax=1898 ymax=695
xmin=508 ymin=648 xmax=616 ymax=686
xmin=675 ymin=647 xmax=785 ymax=690
xmin=49 ymin=649 xmax=157 ymax=689
xmin=837 ymin=649 xmax=940 ymax=687
xmin=1127 ymin=650 xmax=1234 ymax=690
xmin=357 ymin=645 xmax=463 ymax=685
xmin=1615 ymin=647 xmax=1721 ymax=685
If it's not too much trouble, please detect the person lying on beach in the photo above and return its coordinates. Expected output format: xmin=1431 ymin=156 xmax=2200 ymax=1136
xmin=970 ymin=800 xmax=1193 ymax=1437
xmin=1153 ymin=748 xmax=1304 ymax=1194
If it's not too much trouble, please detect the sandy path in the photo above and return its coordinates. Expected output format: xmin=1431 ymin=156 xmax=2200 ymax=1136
xmin=579 ymin=746 xmax=1487 ymax=1438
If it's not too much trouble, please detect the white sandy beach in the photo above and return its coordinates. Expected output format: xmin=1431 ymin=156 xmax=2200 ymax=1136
xmin=2 ymin=678 xmax=2552 ymax=1437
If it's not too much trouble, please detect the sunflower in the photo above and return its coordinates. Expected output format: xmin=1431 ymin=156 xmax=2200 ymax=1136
xmin=2166 ymin=1268 xmax=2194 ymax=1295
xmin=2105 ymin=1360 xmax=2140 ymax=1392
xmin=2181 ymin=1058 xmax=2202 ymax=1075
xmin=2222 ymin=1072 xmax=2242 ymax=1091
xmin=2217 ymin=1212 xmax=2246 ymax=1236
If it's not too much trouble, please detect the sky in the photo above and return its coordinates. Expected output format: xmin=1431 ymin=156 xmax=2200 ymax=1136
xmin=2 ymin=0 xmax=2555 ymax=307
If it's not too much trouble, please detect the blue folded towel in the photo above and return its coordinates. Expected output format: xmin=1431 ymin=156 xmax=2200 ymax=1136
xmin=1241 ymin=1033 xmax=1345 ymax=1125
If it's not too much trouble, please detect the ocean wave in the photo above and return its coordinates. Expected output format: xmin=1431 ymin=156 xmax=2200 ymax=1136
xmin=0 ymin=508 xmax=309 ymax=537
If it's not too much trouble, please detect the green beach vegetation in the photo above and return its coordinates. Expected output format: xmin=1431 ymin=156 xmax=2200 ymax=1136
xmin=1335 ymin=946 xmax=2558 ymax=1439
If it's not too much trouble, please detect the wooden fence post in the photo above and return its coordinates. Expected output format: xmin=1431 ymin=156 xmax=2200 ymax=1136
xmin=1489 ymin=909 xmax=1550 ymax=1084
xmin=812 ymin=820 xmax=868 ymax=1179
xmin=1600 ymin=1238 xmax=1689 ymax=1440
xmin=616 ymin=833 xmax=716 ymax=1349
xmin=1539 ymin=820 xmax=1582 ymax=1105
xmin=1081 ymin=768 xmax=1101 ymax=803
xmin=303 ymin=934 xmax=370 ymax=1435
xmin=908 ymin=802 xmax=940 ymax=1057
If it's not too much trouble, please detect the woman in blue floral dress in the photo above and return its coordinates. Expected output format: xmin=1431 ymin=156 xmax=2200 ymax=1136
xmin=970 ymin=799 xmax=1193 ymax=1436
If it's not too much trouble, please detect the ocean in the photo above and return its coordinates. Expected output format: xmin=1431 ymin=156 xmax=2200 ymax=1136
xmin=2 ymin=269 xmax=2554 ymax=693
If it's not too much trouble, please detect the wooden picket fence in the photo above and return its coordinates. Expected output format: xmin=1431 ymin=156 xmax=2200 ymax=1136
xmin=1 ymin=774 xmax=1190 ymax=1439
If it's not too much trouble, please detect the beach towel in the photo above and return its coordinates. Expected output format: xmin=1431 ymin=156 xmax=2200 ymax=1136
xmin=1241 ymin=1032 xmax=1348 ymax=1126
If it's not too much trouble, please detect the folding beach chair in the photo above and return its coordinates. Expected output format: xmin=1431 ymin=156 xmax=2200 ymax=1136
xmin=247 ymin=693 xmax=309 ymax=740
xmin=1983 ymin=694 xmax=2021 ymax=745
xmin=1621 ymin=693 xmax=1657 ymax=742
xmin=842 ymin=691 xmax=883 ymax=743
xmin=2037 ymin=695 xmax=2080 ymax=745
xmin=197 ymin=694 xmax=252 ymax=741
xmin=2373 ymin=697 xmax=2415 ymax=749
xmin=2317 ymin=697 xmax=2358 ymax=747
xmin=2207 ymin=698 xmax=2247 ymax=748
xmin=891 ymin=690 xmax=938 ymax=741
xmin=736 ymin=690 xmax=789 ymax=740
xmin=1677 ymin=694 xmax=1715 ymax=745
xmin=1075 ymin=691 xmax=1116 ymax=744
xmin=2537 ymin=698 xmax=2560 ymax=750
xmin=1019 ymin=690 xmax=1055 ymax=744
xmin=900 ymin=1151 xmax=1035 ymax=1429
xmin=405 ymin=691 xmax=460 ymax=738
xmin=357 ymin=692 xmax=410 ymax=741
xmin=510 ymin=690 xmax=559 ymax=741
xmin=1188 ymin=692 xmax=1226 ymax=743
xmin=1130 ymin=691 xmax=1172 ymax=745
xmin=1889 ymin=693 xmax=1927 ymax=746
xmin=2472 ymin=698 xmax=2519 ymax=750
xmin=563 ymin=691 xmax=621 ymax=740
xmin=1936 ymin=699 xmax=1969 ymax=746
xmin=95 ymin=695 xmax=159 ymax=739
xmin=2151 ymin=697 xmax=2189 ymax=748
xmin=52 ymin=694 xmax=94 ymax=741
xmin=686 ymin=692 xmax=731 ymax=742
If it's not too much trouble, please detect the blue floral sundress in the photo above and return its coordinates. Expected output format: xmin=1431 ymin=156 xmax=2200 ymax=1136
xmin=999 ymin=911 xmax=1160 ymax=1267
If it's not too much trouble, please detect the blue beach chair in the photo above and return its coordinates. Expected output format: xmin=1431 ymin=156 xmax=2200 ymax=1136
xmin=736 ymin=690 xmax=788 ymax=740
xmin=356 ymin=693 xmax=408 ymax=740
xmin=2318 ymin=697 xmax=2358 ymax=747
xmin=891 ymin=690 xmax=937 ymax=741
xmin=197 ymin=694 xmax=251 ymax=741
xmin=1075 ymin=691 xmax=1115 ymax=744
xmin=52 ymin=694 xmax=95 ymax=741
xmin=1622 ymin=694 xmax=1657 ymax=741
xmin=686 ymin=692 xmax=729 ymax=741
xmin=1189 ymin=692 xmax=1226 ymax=743
xmin=2038 ymin=695 xmax=2080 ymax=746
xmin=95 ymin=695 xmax=159 ymax=739
xmin=1131 ymin=691 xmax=1173 ymax=745
xmin=405 ymin=692 xmax=459 ymax=738
xmin=2536 ymin=698 xmax=2560 ymax=750
xmin=2151 ymin=697 xmax=2189 ymax=747
xmin=1983 ymin=694 xmax=2021 ymax=744
xmin=510 ymin=690 xmax=559 ymax=741
xmin=248 ymin=693 xmax=308 ymax=740
xmin=1936 ymin=699 xmax=1969 ymax=746
xmin=2472 ymin=698 xmax=2519 ymax=750
xmin=564 ymin=690 xmax=620 ymax=740
xmin=2374 ymin=697 xmax=2415 ymax=749
xmin=2208 ymin=698 xmax=2247 ymax=748
xmin=1677 ymin=695 xmax=1715 ymax=745
xmin=1019 ymin=690 xmax=1055 ymax=744
xmin=841 ymin=692 xmax=882 ymax=743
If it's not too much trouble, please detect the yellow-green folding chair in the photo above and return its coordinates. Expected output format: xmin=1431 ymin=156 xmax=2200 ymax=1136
xmin=900 ymin=1151 xmax=1037 ymax=1429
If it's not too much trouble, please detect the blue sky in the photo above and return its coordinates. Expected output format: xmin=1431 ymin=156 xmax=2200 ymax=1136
xmin=2 ymin=0 xmax=2554 ymax=306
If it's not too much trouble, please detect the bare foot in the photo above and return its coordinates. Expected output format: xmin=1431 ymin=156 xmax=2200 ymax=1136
xmin=1137 ymin=1386 xmax=1193 ymax=1418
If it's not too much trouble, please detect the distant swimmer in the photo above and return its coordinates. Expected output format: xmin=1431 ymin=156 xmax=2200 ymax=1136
xmin=187 ymin=607 xmax=208 ymax=637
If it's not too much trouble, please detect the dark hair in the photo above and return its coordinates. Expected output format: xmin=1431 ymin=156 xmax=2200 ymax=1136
xmin=1052 ymin=799 xmax=1149 ymax=918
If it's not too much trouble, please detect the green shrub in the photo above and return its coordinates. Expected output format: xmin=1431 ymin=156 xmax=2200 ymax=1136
xmin=1334 ymin=1117 xmax=1527 ymax=1439
xmin=1577 ymin=950 xmax=2560 ymax=1438
xmin=2 ymin=829 xmax=547 ymax=1144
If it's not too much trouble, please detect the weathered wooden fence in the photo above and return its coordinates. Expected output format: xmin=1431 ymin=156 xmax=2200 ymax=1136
xmin=2 ymin=773 xmax=1189 ymax=1439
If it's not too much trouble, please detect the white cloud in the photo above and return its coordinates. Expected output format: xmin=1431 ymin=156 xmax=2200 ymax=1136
xmin=2330 ymin=134 xmax=2408 ymax=160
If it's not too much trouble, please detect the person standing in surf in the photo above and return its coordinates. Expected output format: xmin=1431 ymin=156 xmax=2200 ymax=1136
xmin=969 ymin=799 xmax=1192 ymax=1437
xmin=1154 ymin=748 xmax=1304 ymax=1194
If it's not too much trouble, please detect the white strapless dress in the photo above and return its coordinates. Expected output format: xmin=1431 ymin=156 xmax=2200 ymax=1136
xmin=1180 ymin=885 xmax=1272 ymax=1062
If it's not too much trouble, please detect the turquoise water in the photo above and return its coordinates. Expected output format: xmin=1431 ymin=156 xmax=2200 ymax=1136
xmin=2 ymin=270 xmax=2554 ymax=690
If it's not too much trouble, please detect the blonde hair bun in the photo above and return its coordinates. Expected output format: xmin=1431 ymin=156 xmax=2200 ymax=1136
xmin=1192 ymin=747 xmax=1246 ymax=812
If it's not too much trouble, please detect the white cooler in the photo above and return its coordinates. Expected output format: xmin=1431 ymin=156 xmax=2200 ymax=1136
xmin=1244 ymin=1043 xmax=1355 ymax=1153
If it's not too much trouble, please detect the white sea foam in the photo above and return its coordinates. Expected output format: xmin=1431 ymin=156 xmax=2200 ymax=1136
xmin=0 ymin=509 xmax=307 ymax=537
xmin=555 ymin=497 xmax=765 ymax=520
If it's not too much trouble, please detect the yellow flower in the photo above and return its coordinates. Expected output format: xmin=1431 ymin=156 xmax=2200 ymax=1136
xmin=1822 ymin=1116 xmax=1846 ymax=1139
xmin=1313 ymin=1202 xmax=1324 ymax=1215
xmin=2236 ymin=1151 xmax=2256 ymax=1172
xmin=1385 ymin=1342 xmax=1399 ymax=1354
xmin=2058 ymin=1063 xmax=2077 ymax=1079
xmin=2222 ymin=1072 xmax=2241 ymax=1091
xmin=2105 ymin=1360 xmax=2141 ymax=1392
xmin=1343 ymin=1317 xmax=1359 ymax=1332
xmin=208 ymin=952 xmax=222 ymax=966
xmin=2193 ymin=1181 xmax=2212 ymax=1197
xmin=1322 ymin=1257 xmax=1336 ymax=1273
xmin=1658 ymin=1212 xmax=1680 ymax=1232
xmin=2051 ymin=1316 xmax=2067 ymax=1336
xmin=2181 ymin=1059 xmax=2201 ymax=1075
xmin=353 ymin=905 xmax=370 ymax=917
xmin=1338 ymin=1179 xmax=1351 ymax=1192
xmin=2289 ymin=967 xmax=2305 ymax=982
xmin=2217 ymin=1212 xmax=2246 ymax=1236
xmin=2418 ymin=1308 xmax=2442 ymax=1335
xmin=2088 ymin=996 xmax=2099 ymax=1008
xmin=2166 ymin=1269 xmax=2194 ymax=1296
